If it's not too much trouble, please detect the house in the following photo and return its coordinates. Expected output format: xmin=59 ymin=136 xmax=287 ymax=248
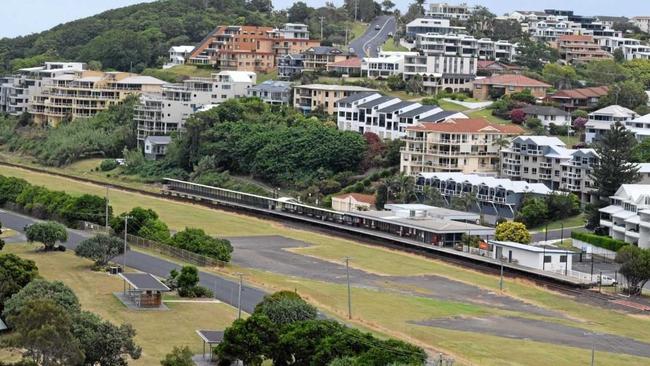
xmin=624 ymin=113 xmax=650 ymax=141
xmin=331 ymin=193 xmax=376 ymax=212
xmin=361 ymin=51 xmax=418 ymax=79
xmin=167 ymin=46 xmax=195 ymax=67
xmin=488 ymin=240 xmax=573 ymax=272
xmin=599 ymin=184 xmax=650 ymax=248
xmin=415 ymin=172 xmax=553 ymax=219
xmin=403 ymin=54 xmax=478 ymax=94
xmin=472 ymin=74 xmax=551 ymax=100
xmin=326 ymin=57 xmax=362 ymax=76
xmin=144 ymin=136 xmax=172 ymax=160
xmin=401 ymin=118 xmax=524 ymax=176
xmin=426 ymin=2 xmax=475 ymax=21
xmin=292 ymin=84 xmax=375 ymax=115
xmin=277 ymin=54 xmax=304 ymax=79
xmin=500 ymin=136 xmax=599 ymax=202
xmin=477 ymin=60 xmax=522 ymax=75
xmin=585 ymin=105 xmax=639 ymax=143
xmin=521 ymin=105 xmax=570 ymax=127
xmin=554 ymin=35 xmax=612 ymax=64
xmin=547 ymin=86 xmax=609 ymax=111
xmin=302 ymin=47 xmax=349 ymax=72
xmin=248 ymin=80 xmax=292 ymax=105
xmin=405 ymin=17 xmax=466 ymax=38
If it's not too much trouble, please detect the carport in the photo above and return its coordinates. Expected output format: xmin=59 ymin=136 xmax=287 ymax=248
xmin=196 ymin=330 xmax=224 ymax=361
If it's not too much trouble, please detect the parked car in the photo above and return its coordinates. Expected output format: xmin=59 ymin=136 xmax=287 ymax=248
xmin=375 ymin=24 xmax=381 ymax=30
xmin=598 ymin=274 xmax=617 ymax=286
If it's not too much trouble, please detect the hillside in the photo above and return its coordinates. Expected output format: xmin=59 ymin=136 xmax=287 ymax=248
xmin=0 ymin=0 xmax=372 ymax=74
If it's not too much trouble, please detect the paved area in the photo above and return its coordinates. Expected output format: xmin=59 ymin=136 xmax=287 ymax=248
xmin=0 ymin=210 xmax=267 ymax=314
xmin=416 ymin=316 xmax=650 ymax=358
xmin=348 ymin=15 xmax=397 ymax=58
xmin=441 ymin=98 xmax=492 ymax=109
xmin=228 ymin=235 xmax=562 ymax=317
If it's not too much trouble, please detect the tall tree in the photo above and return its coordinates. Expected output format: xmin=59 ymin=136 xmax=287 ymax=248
xmin=600 ymin=80 xmax=649 ymax=110
xmin=542 ymin=63 xmax=577 ymax=90
xmin=466 ymin=6 xmax=495 ymax=38
xmin=75 ymin=234 xmax=125 ymax=267
xmin=381 ymin=0 xmax=395 ymax=13
xmin=494 ymin=222 xmax=531 ymax=244
xmin=0 ymin=253 xmax=38 ymax=314
xmin=583 ymin=60 xmax=629 ymax=85
xmin=616 ymin=245 xmax=650 ymax=295
xmin=591 ymin=123 xmax=640 ymax=200
xmin=3 ymin=279 xmax=80 ymax=321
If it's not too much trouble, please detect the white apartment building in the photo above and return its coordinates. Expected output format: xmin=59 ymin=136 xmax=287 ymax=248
xmin=625 ymin=113 xmax=650 ymax=141
xmin=134 ymin=71 xmax=255 ymax=145
xmin=599 ymin=184 xmax=650 ymax=248
xmin=585 ymin=105 xmax=639 ymax=144
xmin=401 ymin=118 xmax=524 ymax=176
xmin=361 ymin=51 xmax=418 ymax=79
xmin=0 ymin=62 xmax=85 ymax=116
xmin=500 ymin=136 xmax=598 ymax=202
xmin=426 ymin=3 xmax=474 ymax=21
xmin=632 ymin=16 xmax=650 ymax=34
xmin=529 ymin=20 xmax=580 ymax=43
xmin=403 ymin=54 xmax=477 ymax=94
xmin=597 ymin=37 xmax=650 ymax=60
xmin=414 ymin=33 xmax=517 ymax=62
xmin=336 ymin=92 xmax=466 ymax=140
xmin=405 ymin=18 xmax=466 ymax=39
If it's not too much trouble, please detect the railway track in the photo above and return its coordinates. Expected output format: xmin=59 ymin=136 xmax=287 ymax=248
xmin=1 ymin=160 xmax=642 ymax=311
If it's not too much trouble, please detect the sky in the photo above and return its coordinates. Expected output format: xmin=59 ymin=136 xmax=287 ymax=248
xmin=2 ymin=0 xmax=650 ymax=38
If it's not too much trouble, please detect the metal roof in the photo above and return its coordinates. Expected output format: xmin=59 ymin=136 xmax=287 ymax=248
xmin=119 ymin=273 xmax=170 ymax=291
xmin=378 ymin=101 xmax=417 ymax=113
xmin=334 ymin=91 xmax=378 ymax=104
xmin=399 ymin=105 xmax=439 ymax=118
xmin=196 ymin=330 xmax=225 ymax=344
xmin=419 ymin=110 xmax=460 ymax=122
xmin=357 ymin=96 xmax=398 ymax=109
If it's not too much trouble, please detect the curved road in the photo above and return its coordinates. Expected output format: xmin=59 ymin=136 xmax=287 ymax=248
xmin=0 ymin=209 xmax=267 ymax=314
xmin=348 ymin=15 xmax=397 ymax=58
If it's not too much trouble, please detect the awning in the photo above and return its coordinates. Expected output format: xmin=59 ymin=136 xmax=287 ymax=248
xmin=599 ymin=205 xmax=624 ymax=215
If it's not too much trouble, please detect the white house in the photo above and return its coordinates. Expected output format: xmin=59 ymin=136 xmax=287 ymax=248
xmin=599 ymin=184 xmax=650 ymax=248
xmin=585 ymin=105 xmax=639 ymax=143
xmin=624 ymin=113 xmax=650 ymax=141
xmin=166 ymin=46 xmax=195 ymax=68
xmin=144 ymin=136 xmax=172 ymax=160
xmin=521 ymin=105 xmax=571 ymax=127
xmin=331 ymin=193 xmax=375 ymax=212
xmin=361 ymin=51 xmax=418 ymax=79
xmin=488 ymin=240 xmax=573 ymax=272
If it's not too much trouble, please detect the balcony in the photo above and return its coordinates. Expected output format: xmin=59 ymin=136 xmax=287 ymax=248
xmin=539 ymin=162 xmax=553 ymax=168
xmin=503 ymin=169 xmax=520 ymax=176
xmin=539 ymin=174 xmax=552 ymax=180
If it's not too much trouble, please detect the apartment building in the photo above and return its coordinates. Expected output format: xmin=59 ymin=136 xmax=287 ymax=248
xmin=30 ymin=70 xmax=166 ymax=126
xmin=361 ymin=51 xmax=418 ymax=79
xmin=336 ymin=91 xmax=466 ymax=140
xmin=529 ymin=20 xmax=580 ymax=43
xmin=472 ymin=74 xmax=551 ymax=100
xmin=400 ymin=118 xmax=524 ymax=175
xmin=277 ymin=54 xmax=304 ymax=79
xmin=0 ymin=62 xmax=85 ymax=116
xmin=302 ymin=47 xmax=349 ymax=72
xmin=632 ymin=16 xmax=650 ymax=33
xmin=623 ymin=113 xmax=650 ymax=141
xmin=134 ymin=71 xmax=255 ymax=145
xmin=415 ymin=172 xmax=553 ymax=219
xmin=187 ymin=24 xmax=319 ymax=72
xmin=500 ymin=136 xmax=598 ymax=202
xmin=555 ymin=35 xmax=612 ymax=63
xmin=426 ymin=3 xmax=474 ymax=21
xmin=598 ymin=37 xmax=650 ymax=60
xmin=585 ymin=105 xmax=639 ymax=144
xmin=403 ymin=54 xmax=477 ymax=94
xmin=405 ymin=18 xmax=466 ymax=38
xmin=599 ymin=185 xmax=650 ymax=248
xmin=415 ymin=33 xmax=517 ymax=62
xmin=292 ymin=84 xmax=375 ymax=115
xmin=547 ymin=86 xmax=609 ymax=111
xmin=248 ymin=80 xmax=292 ymax=105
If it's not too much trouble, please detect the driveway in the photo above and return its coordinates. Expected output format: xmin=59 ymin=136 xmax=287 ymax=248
xmin=0 ymin=210 xmax=267 ymax=314
xmin=348 ymin=15 xmax=397 ymax=58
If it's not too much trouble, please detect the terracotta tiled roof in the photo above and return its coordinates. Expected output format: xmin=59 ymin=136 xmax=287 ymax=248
xmin=477 ymin=60 xmax=522 ymax=71
xmin=473 ymin=74 xmax=551 ymax=88
xmin=558 ymin=35 xmax=595 ymax=42
xmin=550 ymin=86 xmax=609 ymax=99
xmin=333 ymin=193 xmax=376 ymax=204
xmin=406 ymin=118 xmax=525 ymax=134
xmin=328 ymin=57 xmax=362 ymax=68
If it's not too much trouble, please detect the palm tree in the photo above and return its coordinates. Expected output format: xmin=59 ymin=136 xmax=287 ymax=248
xmin=422 ymin=186 xmax=447 ymax=207
xmin=492 ymin=136 xmax=512 ymax=171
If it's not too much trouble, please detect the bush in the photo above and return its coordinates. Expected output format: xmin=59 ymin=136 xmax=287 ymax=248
xmin=99 ymin=159 xmax=118 ymax=172
xmin=571 ymin=231 xmax=628 ymax=252
xmin=177 ymin=285 xmax=213 ymax=298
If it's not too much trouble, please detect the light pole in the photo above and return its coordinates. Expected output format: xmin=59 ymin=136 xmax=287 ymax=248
xmin=499 ymin=261 xmax=504 ymax=291
xmin=105 ymin=187 xmax=110 ymax=233
xmin=320 ymin=17 xmax=325 ymax=40
xmin=344 ymin=257 xmax=352 ymax=319
xmin=122 ymin=216 xmax=131 ymax=294
xmin=237 ymin=273 xmax=243 ymax=319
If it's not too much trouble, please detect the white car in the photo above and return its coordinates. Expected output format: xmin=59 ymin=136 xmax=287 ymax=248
xmin=375 ymin=24 xmax=381 ymax=30
xmin=598 ymin=274 xmax=617 ymax=286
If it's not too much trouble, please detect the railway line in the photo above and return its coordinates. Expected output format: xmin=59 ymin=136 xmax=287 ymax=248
xmin=1 ymin=161 xmax=639 ymax=310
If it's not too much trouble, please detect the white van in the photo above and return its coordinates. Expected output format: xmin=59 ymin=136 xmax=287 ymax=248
xmin=598 ymin=274 xmax=617 ymax=286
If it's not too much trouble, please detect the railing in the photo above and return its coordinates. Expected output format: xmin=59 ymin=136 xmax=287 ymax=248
xmin=125 ymin=233 xmax=226 ymax=268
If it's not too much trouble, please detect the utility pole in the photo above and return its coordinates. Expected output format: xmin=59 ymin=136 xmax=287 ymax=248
xmin=237 ymin=273 xmax=243 ymax=319
xmin=123 ymin=216 xmax=131 ymax=294
xmin=105 ymin=187 xmax=110 ymax=233
xmin=344 ymin=257 xmax=352 ymax=319
xmin=320 ymin=17 xmax=325 ymax=40
xmin=591 ymin=337 xmax=596 ymax=366
xmin=354 ymin=0 xmax=358 ymax=22
xmin=499 ymin=261 xmax=504 ymax=291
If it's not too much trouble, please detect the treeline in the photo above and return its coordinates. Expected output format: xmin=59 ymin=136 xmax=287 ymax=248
xmin=0 ymin=96 xmax=138 ymax=166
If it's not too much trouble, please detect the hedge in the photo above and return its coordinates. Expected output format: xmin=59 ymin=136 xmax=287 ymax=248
xmin=571 ymin=231 xmax=628 ymax=252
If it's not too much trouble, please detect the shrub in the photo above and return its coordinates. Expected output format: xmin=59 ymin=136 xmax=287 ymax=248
xmin=571 ymin=231 xmax=628 ymax=252
xmin=99 ymin=159 xmax=118 ymax=172
xmin=510 ymin=109 xmax=526 ymax=124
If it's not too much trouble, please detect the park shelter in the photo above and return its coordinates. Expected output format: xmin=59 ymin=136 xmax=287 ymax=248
xmin=119 ymin=272 xmax=170 ymax=308
xmin=196 ymin=330 xmax=224 ymax=361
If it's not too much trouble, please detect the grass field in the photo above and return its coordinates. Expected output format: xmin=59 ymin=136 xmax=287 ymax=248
xmin=3 ymin=243 xmax=238 ymax=365
xmin=531 ymin=214 xmax=586 ymax=232
xmin=3 ymin=165 xmax=650 ymax=365
xmin=438 ymin=99 xmax=469 ymax=111
xmin=348 ymin=21 xmax=368 ymax=44
xmin=0 ymin=228 xmax=16 ymax=238
xmin=467 ymin=108 xmax=511 ymax=124
xmin=256 ymin=70 xmax=278 ymax=84
xmin=381 ymin=38 xmax=408 ymax=52
xmin=142 ymin=65 xmax=214 ymax=83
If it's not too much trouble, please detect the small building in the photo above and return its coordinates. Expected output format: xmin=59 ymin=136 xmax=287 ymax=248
xmin=477 ymin=60 xmax=523 ymax=75
xmin=585 ymin=105 xmax=639 ymax=143
xmin=332 ymin=193 xmax=375 ymax=212
xmin=547 ymin=86 xmax=609 ymax=111
xmin=472 ymin=74 xmax=551 ymax=100
xmin=168 ymin=46 xmax=195 ymax=66
xmin=277 ymin=54 xmax=304 ymax=80
xmin=521 ymin=105 xmax=570 ymax=127
xmin=383 ymin=203 xmax=480 ymax=223
xmin=326 ymin=57 xmax=362 ymax=76
xmin=144 ymin=136 xmax=172 ymax=161
xmin=119 ymin=272 xmax=170 ymax=308
xmin=302 ymin=46 xmax=349 ymax=72
xmin=247 ymin=80 xmax=292 ymax=105
xmin=488 ymin=240 xmax=573 ymax=272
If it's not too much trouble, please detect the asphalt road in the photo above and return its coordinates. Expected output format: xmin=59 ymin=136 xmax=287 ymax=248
xmin=0 ymin=210 xmax=267 ymax=314
xmin=348 ymin=15 xmax=397 ymax=58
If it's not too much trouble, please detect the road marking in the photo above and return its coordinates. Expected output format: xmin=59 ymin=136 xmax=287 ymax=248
xmin=363 ymin=17 xmax=393 ymax=57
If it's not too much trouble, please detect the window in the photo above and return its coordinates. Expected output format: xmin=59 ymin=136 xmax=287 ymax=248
xmin=560 ymin=255 xmax=567 ymax=263
xmin=544 ymin=255 xmax=551 ymax=263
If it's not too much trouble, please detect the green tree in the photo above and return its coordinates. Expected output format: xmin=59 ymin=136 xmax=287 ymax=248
xmin=494 ymin=222 xmax=531 ymax=244
xmin=61 ymin=194 xmax=111 ymax=226
xmin=525 ymin=117 xmax=546 ymax=135
xmin=591 ymin=123 xmax=640 ymax=200
xmin=71 ymin=310 xmax=142 ymax=366
xmin=600 ymin=80 xmax=649 ymax=110
xmin=6 ymin=299 xmax=84 ymax=366
xmin=254 ymin=291 xmax=318 ymax=326
xmin=137 ymin=218 xmax=171 ymax=243
xmin=616 ymin=245 xmax=650 ymax=295
xmin=381 ymin=0 xmax=395 ymax=12
xmin=110 ymin=206 xmax=159 ymax=235
xmin=375 ymin=183 xmax=388 ymax=210
xmin=516 ymin=39 xmax=559 ymax=70
xmin=542 ymin=63 xmax=577 ymax=90
xmin=3 ymin=279 xmax=80 ymax=321
xmin=160 ymin=346 xmax=194 ymax=366
xmin=170 ymin=228 xmax=233 ymax=262
xmin=0 ymin=253 xmax=38 ymax=314
xmin=216 ymin=314 xmax=278 ymax=366
xmin=25 ymin=221 xmax=68 ymax=251
xmin=287 ymin=2 xmax=313 ymax=23
xmin=450 ymin=192 xmax=478 ymax=212
xmin=405 ymin=74 xmax=424 ymax=94
xmin=633 ymin=138 xmax=650 ymax=162
xmin=75 ymin=234 xmax=125 ymax=267
xmin=623 ymin=59 xmax=650 ymax=88
xmin=422 ymin=185 xmax=446 ymax=207
xmin=613 ymin=48 xmax=626 ymax=63
xmin=516 ymin=198 xmax=549 ymax=228
xmin=466 ymin=6 xmax=495 ymax=38
xmin=583 ymin=60 xmax=629 ymax=85
xmin=491 ymin=19 xmax=523 ymax=42
xmin=176 ymin=265 xmax=200 ymax=289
